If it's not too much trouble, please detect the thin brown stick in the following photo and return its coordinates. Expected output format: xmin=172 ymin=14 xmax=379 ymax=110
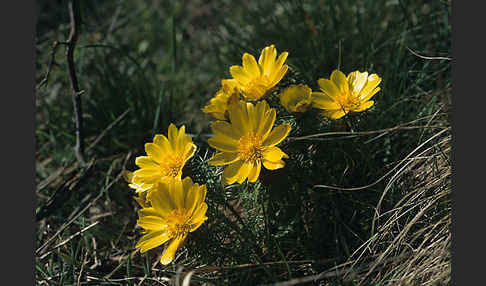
xmin=36 ymin=40 xmax=67 ymax=90
xmin=66 ymin=0 xmax=86 ymax=166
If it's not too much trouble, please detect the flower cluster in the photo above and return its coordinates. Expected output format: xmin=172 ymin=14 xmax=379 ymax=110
xmin=124 ymin=124 xmax=207 ymax=265
xmin=125 ymin=44 xmax=382 ymax=266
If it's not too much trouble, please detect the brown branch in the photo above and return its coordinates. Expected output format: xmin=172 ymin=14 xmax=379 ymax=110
xmin=36 ymin=40 xmax=68 ymax=90
xmin=66 ymin=0 xmax=86 ymax=166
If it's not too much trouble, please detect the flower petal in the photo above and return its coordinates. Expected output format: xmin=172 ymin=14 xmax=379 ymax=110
xmin=330 ymin=70 xmax=349 ymax=94
xmin=135 ymin=156 xmax=160 ymax=170
xmin=317 ymin=78 xmax=341 ymax=99
xmin=262 ymin=159 xmax=286 ymax=170
xmin=242 ymin=53 xmax=261 ymax=77
xmin=236 ymin=162 xmax=252 ymax=184
xmin=347 ymin=71 xmax=368 ymax=95
xmin=354 ymin=100 xmax=374 ymax=112
xmin=211 ymin=121 xmax=240 ymax=141
xmin=221 ymin=160 xmax=244 ymax=185
xmin=311 ymin=92 xmax=341 ymax=110
xmin=137 ymin=216 xmax=168 ymax=231
xmin=361 ymin=87 xmax=381 ymax=102
xmin=230 ymin=65 xmax=251 ymax=85
xmin=208 ymin=136 xmax=238 ymax=152
xmin=167 ymin=123 xmax=179 ymax=149
xmin=359 ymin=74 xmax=382 ymax=100
xmin=263 ymin=146 xmax=288 ymax=162
xmin=147 ymin=183 xmax=176 ymax=214
xmin=136 ymin=231 xmax=171 ymax=253
xmin=190 ymin=203 xmax=208 ymax=229
xmin=263 ymin=124 xmax=291 ymax=147
xmin=208 ymin=152 xmax=239 ymax=166
xmin=247 ymin=161 xmax=261 ymax=182
xmin=321 ymin=109 xmax=347 ymax=119
xmin=270 ymin=65 xmax=288 ymax=87
xmin=145 ymin=143 xmax=164 ymax=163
xmin=257 ymin=108 xmax=276 ymax=139
xmin=160 ymin=234 xmax=187 ymax=265
xmin=153 ymin=134 xmax=172 ymax=153
xmin=258 ymin=45 xmax=277 ymax=75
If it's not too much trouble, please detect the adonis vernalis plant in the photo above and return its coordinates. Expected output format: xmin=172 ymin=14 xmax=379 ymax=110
xmin=230 ymin=44 xmax=289 ymax=101
xmin=202 ymin=79 xmax=242 ymax=120
xmin=312 ymin=70 xmax=382 ymax=119
xmin=208 ymin=100 xmax=291 ymax=185
xmin=279 ymin=84 xmax=313 ymax=113
xmin=135 ymin=177 xmax=208 ymax=265
xmin=132 ymin=124 xmax=196 ymax=186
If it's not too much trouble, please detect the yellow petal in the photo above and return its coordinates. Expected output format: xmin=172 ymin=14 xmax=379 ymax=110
xmin=138 ymin=207 xmax=160 ymax=218
xmin=160 ymin=234 xmax=187 ymax=265
xmin=354 ymin=100 xmax=374 ymax=112
xmin=147 ymin=183 xmax=176 ymax=214
xmin=211 ymin=121 xmax=240 ymax=141
xmin=133 ymin=168 xmax=162 ymax=184
xmin=222 ymin=160 xmax=244 ymax=185
xmin=190 ymin=203 xmax=208 ymax=229
xmin=317 ymin=78 xmax=341 ymax=99
xmin=236 ymin=162 xmax=252 ymax=184
xmin=242 ymin=53 xmax=261 ymax=77
xmin=230 ymin=65 xmax=251 ymax=85
xmin=182 ymin=143 xmax=197 ymax=163
xmin=263 ymin=124 xmax=291 ymax=147
xmin=208 ymin=136 xmax=239 ymax=152
xmin=347 ymin=71 xmax=368 ymax=95
xmin=208 ymin=152 xmax=239 ymax=166
xmin=262 ymin=159 xmax=286 ymax=170
xmin=135 ymin=156 xmax=160 ymax=170
xmin=330 ymin=70 xmax=349 ymax=94
xmin=169 ymin=179 xmax=185 ymax=209
xmin=361 ymin=87 xmax=381 ymax=102
xmin=274 ymin=51 xmax=289 ymax=71
xmin=186 ymin=184 xmax=206 ymax=216
xmin=134 ymin=168 xmax=162 ymax=179
xmin=167 ymin=123 xmax=179 ymax=151
xmin=144 ymin=143 xmax=164 ymax=163
xmin=136 ymin=231 xmax=171 ymax=253
xmin=321 ymin=109 xmax=347 ymax=119
xmin=137 ymin=216 xmax=168 ymax=231
xmin=256 ymin=100 xmax=276 ymax=138
xmin=228 ymin=102 xmax=250 ymax=135
xmin=263 ymin=146 xmax=288 ymax=162
xmin=311 ymin=92 xmax=340 ymax=110
xmin=259 ymin=45 xmax=277 ymax=75
xmin=359 ymin=74 xmax=382 ymax=100
xmin=153 ymin=134 xmax=172 ymax=153
xmin=189 ymin=217 xmax=207 ymax=233
xmin=247 ymin=161 xmax=262 ymax=182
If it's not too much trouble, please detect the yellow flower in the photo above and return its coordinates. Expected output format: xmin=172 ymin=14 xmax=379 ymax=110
xmin=202 ymin=79 xmax=242 ymax=120
xmin=312 ymin=70 xmax=382 ymax=119
xmin=123 ymin=170 xmax=154 ymax=207
xmin=230 ymin=45 xmax=289 ymax=101
xmin=135 ymin=177 xmax=208 ymax=265
xmin=133 ymin=124 xmax=196 ymax=185
xmin=279 ymin=84 xmax=313 ymax=113
xmin=207 ymin=100 xmax=291 ymax=185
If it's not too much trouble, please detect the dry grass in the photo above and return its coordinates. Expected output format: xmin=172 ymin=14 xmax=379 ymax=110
xmin=342 ymin=114 xmax=451 ymax=285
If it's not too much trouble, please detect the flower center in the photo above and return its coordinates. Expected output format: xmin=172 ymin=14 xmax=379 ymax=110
xmin=166 ymin=209 xmax=192 ymax=237
xmin=238 ymin=132 xmax=264 ymax=163
xmin=336 ymin=94 xmax=361 ymax=112
xmin=160 ymin=155 xmax=184 ymax=177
